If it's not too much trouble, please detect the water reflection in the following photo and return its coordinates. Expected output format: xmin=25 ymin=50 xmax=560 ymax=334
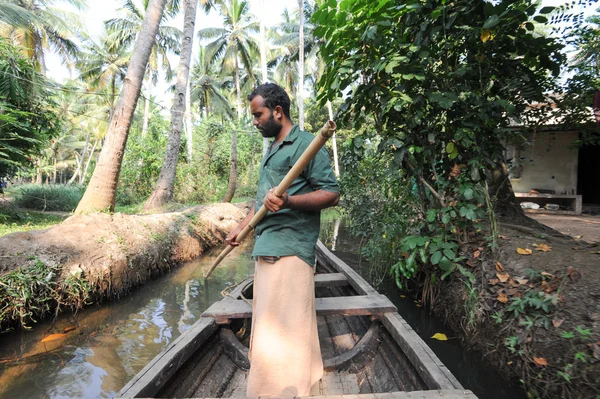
xmin=0 ymin=241 xmax=255 ymax=399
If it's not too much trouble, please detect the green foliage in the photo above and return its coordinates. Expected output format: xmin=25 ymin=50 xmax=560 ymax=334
xmin=0 ymin=37 xmax=61 ymax=178
xmin=0 ymin=208 xmax=66 ymax=237
xmin=12 ymin=184 xmax=84 ymax=211
xmin=314 ymin=0 xmax=569 ymax=290
xmin=0 ymin=258 xmax=90 ymax=332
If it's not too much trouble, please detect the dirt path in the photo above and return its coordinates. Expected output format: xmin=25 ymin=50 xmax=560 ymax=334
xmin=528 ymin=214 xmax=600 ymax=244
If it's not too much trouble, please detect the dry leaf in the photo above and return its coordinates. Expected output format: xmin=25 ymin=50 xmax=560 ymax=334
xmin=431 ymin=333 xmax=448 ymax=341
xmin=499 ymin=235 xmax=510 ymax=240
xmin=63 ymin=326 xmax=76 ymax=333
xmin=480 ymin=29 xmax=494 ymax=43
xmin=41 ymin=333 xmax=67 ymax=343
xmin=552 ymin=319 xmax=564 ymax=328
xmin=517 ymin=248 xmax=533 ymax=255
xmin=488 ymin=278 xmax=499 ymax=286
xmin=495 ymin=262 xmax=505 ymax=272
xmin=514 ymin=278 xmax=529 ymax=285
xmin=533 ymin=357 xmax=548 ymax=367
xmin=534 ymin=243 xmax=552 ymax=252
xmin=473 ymin=250 xmax=481 ymax=259
xmin=541 ymin=272 xmax=554 ymax=278
xmin=450 ymin=164 xmax=462 ymax=178
xmin=507 ymin=361 xmax=513 ymax=365
xmin=591 ymin=251 xmax=600 ymax=255
xmin=568 ymin=267 xmax=582 ymax=282
xmin=497 ymin=293 xmax=509 ymax=303
xmin=590 ymin=343 xmax=600 ymax=361
xmin=400 ymin=295 xmax=406 ymax=299
xmin=496 ymin=272 xmax=510 ymax=283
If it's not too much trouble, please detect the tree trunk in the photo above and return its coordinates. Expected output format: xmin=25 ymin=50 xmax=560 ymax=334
xmin=75 ymin=0 xmax=168 ymax=214
xmin=142 ymin=79 xmax=152 ymax=137
xmin=82 ymin=139 xmax=99 ymax=185
xmin=222 ymin=130 xmax=237 ymax=203
xmin=69 ymin=130 xmax=91 ymax=185
xmin=143 ymin=0 xmax=198 ymax=211
xmin=327 ymin=100 xmax=339 ymax=177
xmin=234 ymin=52 xmax=242 ymax=119
xmin=487 ymin=158 xmax=526 ymax=221
xmin=52 ymin=155 xmax=57 ymax=184
xmin=298 ymin=0 xmax=304 ymax=130
xmin=185 ymin=82 xmax=193 ymax=161
xmin=260 ymin=2 xmax=269 ymax=156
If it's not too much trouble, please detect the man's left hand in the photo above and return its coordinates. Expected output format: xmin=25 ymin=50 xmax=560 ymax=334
xmin=264 ymin=186 xmax=289 ymax=213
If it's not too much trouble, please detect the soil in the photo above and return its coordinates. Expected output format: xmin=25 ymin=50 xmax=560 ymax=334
xmin=434 ymin=214 xmax=600 ymax=398
xmin=0 ymin=203 xmax=249 ymax=329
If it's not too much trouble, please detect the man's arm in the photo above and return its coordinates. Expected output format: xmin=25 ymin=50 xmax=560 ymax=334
xmin=225 ymin=207 xmax=255 ymax=246
xmin=263 ymin=187 xmax=339 ymax=213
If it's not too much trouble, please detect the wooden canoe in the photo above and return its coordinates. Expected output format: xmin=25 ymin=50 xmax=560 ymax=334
xmin=116 ymin=241 xmax=478 ymax=399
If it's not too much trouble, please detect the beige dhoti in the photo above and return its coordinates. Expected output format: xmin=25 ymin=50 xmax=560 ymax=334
xmin=246 ymin=256 xmax=323 ymax=398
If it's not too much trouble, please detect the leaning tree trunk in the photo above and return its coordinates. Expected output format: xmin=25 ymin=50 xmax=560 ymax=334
xmin=222 ymin=130 xmax=237 ymax=203
xmin=143 ymin=0 xmax=198 ymax=211
xmin=185 ymin=82 xmax=193 ymax=161
xmin=75 ymin=0 xmax=168 ymax=214
xmin=141 ymin=79 xmax=152 ymax=137
xmin=260 ymin=0 xmax=269 ymax=156
xmin=297 ymin=0 xmax=304 ymax=130
xmin=487 ymin=157 xmax=526 ymax=221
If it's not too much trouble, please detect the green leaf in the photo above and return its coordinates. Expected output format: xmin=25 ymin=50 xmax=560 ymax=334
xmin=483 ymin=15 xmax=500 ymax=29
xmin=464 ymin=187 xmax=473 ymax=200
xmin=533 ymin=16 xmax=547 ymax=24
xmin=446 ymin=142 xmax=455 ymax=154
xmin=431 ymin=251 xmax=442 ymax=265
xmin=539 ymin=6 xmax=555 ymax=14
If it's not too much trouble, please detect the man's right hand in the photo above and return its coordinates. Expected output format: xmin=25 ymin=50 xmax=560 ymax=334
xmin=225 ymin=226 xmax=242 ymax=246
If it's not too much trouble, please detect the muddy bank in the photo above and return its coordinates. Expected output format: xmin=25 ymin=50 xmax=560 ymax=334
xmin=432 ymin=219 xmax=600 ymax=399
xmin=0 ymin=203 xmax=249 ymax=332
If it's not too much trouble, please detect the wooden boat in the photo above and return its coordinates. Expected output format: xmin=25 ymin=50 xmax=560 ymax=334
xmin=116 ymin=241 xmax=477 ymax=399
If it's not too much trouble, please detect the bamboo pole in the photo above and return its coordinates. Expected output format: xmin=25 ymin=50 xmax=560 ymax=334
xmin=204 ymin=120 xmax=337 ymax=279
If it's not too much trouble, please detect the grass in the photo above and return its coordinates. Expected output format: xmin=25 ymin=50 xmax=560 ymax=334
xmin=0 ymin=209 xmax=67 ymax=237
xmin=11 ymin=184 xmax=84 ymax=212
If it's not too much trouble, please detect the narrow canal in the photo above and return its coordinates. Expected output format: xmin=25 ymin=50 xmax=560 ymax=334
xmin=0 ymin=216 xmax=524 ymax=399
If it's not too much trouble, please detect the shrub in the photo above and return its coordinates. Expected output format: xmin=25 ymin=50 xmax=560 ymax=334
xmin=12 ymin=184 xmax=83 ymax=212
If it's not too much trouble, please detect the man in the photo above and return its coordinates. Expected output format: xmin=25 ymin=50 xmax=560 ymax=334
xmin=225 ymin=83 xmax=339 ymax=398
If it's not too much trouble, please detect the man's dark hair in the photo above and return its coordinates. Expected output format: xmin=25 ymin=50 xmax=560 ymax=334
xmin=247 ymin=83 xmax=291 ymax=119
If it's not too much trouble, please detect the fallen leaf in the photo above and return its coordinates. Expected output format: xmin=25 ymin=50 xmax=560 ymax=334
xmin=591 ymin=251 xmax=600 ymax=255
xmin=488 ymin=278 xmax=499 ymax=286
xmin=496 ymin=272 xmax=510 ymax=283
xmin=497 ymin=293 xmax=509 ymax=303
xmin=495 ymin=262 xmax=505 ymax=272
xmin=574 ymin=235 xmax=583 ymax=239
xmin=533 ymin=357 xmax=548 ymax=367
xmin=533 ymin=243 xmax=552 ymax=252
xmin=400 ymin=295 xmax=406 ymax=299
xmin=499 ymin=235 xmax=510 ymax=240
xmin=541 ymin=272 xmax=554 ymax=278
xmin=552 ymin=319 xmax=564 ymax=328
xmin=568 ymin=267 xmax=582 ymax=282
xmin=63 ymin=326 xmax=76 ymax=334
xmin=415 ymin=304 xmax=421 ymax=308
xmin=507 ymin=361 xmax=513 ymax=365
xmin=514 ymin=278 xmax=529 ymax=285
xmin=473 ymin=250 xmax=481 ymax=259
xmin=590 ymin=343 xmax=600 ymax=360
xmin=41 ymin=333 xmax=67 ymax=343
xmin=507 ymin=288 xmax=519 ymax=296
xmin=431 ymin=333 xmax=448 ymax=341
xmin=517 ymin=248 xmax=532 ymax=255
xmin=466 ymin=259 xmax=477 ymax=268
xmin=541 ymin=281 xmax=553 ymax=293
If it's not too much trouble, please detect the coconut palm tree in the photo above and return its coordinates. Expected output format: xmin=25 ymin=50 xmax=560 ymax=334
xmin=75 ymin=0 xmax=168 ymax=214
xmin=198 ymin=0 xmax=259 ymax=119
xmin=0 ymin=0 xmax=85 ymax=74
xmin=106 ymin=0 xmax=183 ymax=136
xmin=143 ymin=0 xmax=204 ymax=210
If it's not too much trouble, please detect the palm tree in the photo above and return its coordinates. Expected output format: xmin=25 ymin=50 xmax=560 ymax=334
xmin=76 ymin=29 xmax=131 ymax=117
xmin=143 ymin=0 xmax=204 ymax=210
xmin=75 ymin=0 xmax=168 ymax=214
xmin=198 ymin=0 xmax=259 ymax=118
xmin=0 ymin=0 xmax=85 ymax=74
xmin=106 ymin=0 xmax=182 ymax=136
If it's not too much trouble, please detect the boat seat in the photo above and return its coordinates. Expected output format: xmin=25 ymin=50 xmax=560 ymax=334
xmin=202 ymin=294 xmax=397 ymax=324
xmin=314 ymin=272 xmax=348 ymax=287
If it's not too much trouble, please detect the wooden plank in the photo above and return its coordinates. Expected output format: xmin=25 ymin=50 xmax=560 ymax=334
xmin=220 ymin=328 xmax=250 ymax=370
xmin=382 ymin=313 xmax=462 ymax=390
xmin=323 ymin=323 xmax=380 ymax=372
xmin=315 ymin=273 xmax=349 ymax=287
xmin=209 ymin=390 xmax=478 ymax=399
xmin=114 ymin=317 xmax=218 ymax=398
xmin=201 ymin=295 xmax=397 ymax=320
xmin=316 ymin=241 xmax=379 ymax=296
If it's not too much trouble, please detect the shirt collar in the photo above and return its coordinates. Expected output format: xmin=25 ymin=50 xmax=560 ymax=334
xmin=281 ymin=124 xmax=299 ymax=144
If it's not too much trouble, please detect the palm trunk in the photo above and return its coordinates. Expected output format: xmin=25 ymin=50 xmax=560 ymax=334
xmin=260 ymin=2 xmax=269 ymax=156
xmin=222 ymin=130 xmax=237 ymax=203
xmin=185 ymin=82 xmax=193 ymax=161
xmin=52 ymin=155 xmax=57 ymax=184
xmin=81 ymin=139 xmax=99 ymax=184
xmin=70 ymin=130 xmax=91 ymax=185
xmin=142 ymin=80 xmax=152 ymax=137
xmin=298 ymin=0 xmax=305 ymax=130
xmin=144 ymin=0 xmax=198 ymax=211
xmin=327 ymin=100 xmax=339 ymax=177
xmin=68 ymin=153 xmax=82 ymax=185
xmin=234 ymin=54 xmax=242 ymax=119
xmin=75 ymin=0 xmax=168 ymax=214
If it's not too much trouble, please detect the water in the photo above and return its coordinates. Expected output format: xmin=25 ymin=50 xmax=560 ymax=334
xmin=0 ymin=241 xmax=255 ymax=399
xmin=320 ymin=217 xmax=526 ymax=399
xmin=0 ymin=217 xmax=523 ymax=399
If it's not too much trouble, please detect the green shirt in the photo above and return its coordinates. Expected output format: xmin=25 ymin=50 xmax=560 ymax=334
xmin=253 ymin=124 xmax=339 ymax=266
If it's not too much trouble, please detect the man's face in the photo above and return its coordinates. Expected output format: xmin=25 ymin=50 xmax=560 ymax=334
xmin=250 ymin=95 xmax=282 ymax=138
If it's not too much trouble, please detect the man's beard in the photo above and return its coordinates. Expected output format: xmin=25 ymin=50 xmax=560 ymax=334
xmin=258 ymin=113 xmax=282 ymax=138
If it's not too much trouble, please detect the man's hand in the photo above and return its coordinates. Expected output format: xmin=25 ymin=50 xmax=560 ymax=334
xmin=264 ymin=186 xmax=289 ymax=213
xmin=225 ymin=225 xmax=243 ymax=246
